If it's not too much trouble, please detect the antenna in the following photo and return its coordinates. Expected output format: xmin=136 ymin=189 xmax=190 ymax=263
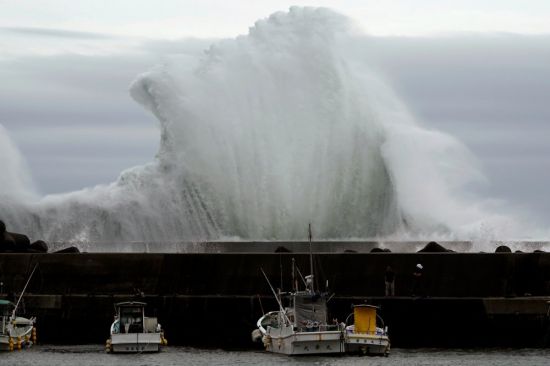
xmin=295 ymin=265 xmax=307 ymax=288
xmin=292 ymin=258 xmax=296 ymax=292
xmin=279 ymin=254 xmax=283 ymax=291
xmin=260 ymin=268 xmax=291 ymax=325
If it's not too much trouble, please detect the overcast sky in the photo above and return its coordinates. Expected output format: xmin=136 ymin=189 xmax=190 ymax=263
xmin=1 ymin=1 xmax=549 ymax=225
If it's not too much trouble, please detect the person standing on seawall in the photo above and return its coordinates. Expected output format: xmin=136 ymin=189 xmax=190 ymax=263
xmin=411 ymin=263 xmax=423 ymax=297
xmin=385 ymin=265 xmax=395 ymax=296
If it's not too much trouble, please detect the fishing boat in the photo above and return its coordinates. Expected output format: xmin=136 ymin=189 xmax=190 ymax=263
xmin=253 ymin=225 xmax=345 ymax=355
xmin=0 ymin=300 xmax=36 ymax=351
xmin=106 ymin=301 xmax=167 ymax=353
xmin=255 ymin=289 xmax=345 ymax=355
xmin=344 ymin=304 xmax=390 ymax=356
xmin=1 ymin=263 xmax=38 ymax=352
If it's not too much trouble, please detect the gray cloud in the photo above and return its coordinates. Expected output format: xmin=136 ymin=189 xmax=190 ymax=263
xmin=0 ymin=45 xmax=166 ymax=194
xmin=363 ymin=35 xmax=550 ymax=226
xmin=0 ymin=26 xmax=114 ymax=39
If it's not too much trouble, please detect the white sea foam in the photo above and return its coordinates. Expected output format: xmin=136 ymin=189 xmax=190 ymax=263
xmin=0 ymin=7 xmax=539 ymax=244
xmin=0 ymin=124 xmax=37 ymax=202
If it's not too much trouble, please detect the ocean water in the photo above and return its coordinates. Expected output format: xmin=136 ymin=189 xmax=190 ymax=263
xmin=1 ymin=346 xmax=549 ymax=366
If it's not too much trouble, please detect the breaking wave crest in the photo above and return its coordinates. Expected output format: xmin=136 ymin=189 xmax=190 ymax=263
xmin=0 ymin=7 xmax=530 ymax=244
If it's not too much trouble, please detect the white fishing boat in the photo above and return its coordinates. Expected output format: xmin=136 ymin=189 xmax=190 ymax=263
xmin=0 ymin=299 xmax=36 ymax=351
xmin=1 ymin=264 xmax=38 ymax=352
xmin=106 ymin=301 xmax=167 ymax=353
xmin=255 ymin=290 xmax=345 ymax=355
xmin=344 ymin=304 xmax=390 ymax=356
xmin=253 ymin=224 xmax=345 ymax=355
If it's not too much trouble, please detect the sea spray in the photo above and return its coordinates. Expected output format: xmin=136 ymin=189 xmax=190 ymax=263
xmin=0 ymin=7 xmax=528 ymax=243
xmin=0 ymin=124 xmax=37 ymax=202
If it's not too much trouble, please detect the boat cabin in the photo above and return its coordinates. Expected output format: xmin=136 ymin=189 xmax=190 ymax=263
xmin=112 ymin=301 xmax=156 ymax=334
xmin=287 ymin=292 xmax=340 ymax=332
xmin=293 ymin=293 xmax=327 ymax=327
xmin=0 ymin=300 xmax=13 ymax=335
xmin=350 ymin=304 xmax=384 ymax=334
xmin=108 ymin=301 xmax=164 ymax=353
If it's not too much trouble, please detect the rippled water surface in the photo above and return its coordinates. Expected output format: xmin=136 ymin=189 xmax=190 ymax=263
xmin=1 ymin=346 xmax=550 ymax=366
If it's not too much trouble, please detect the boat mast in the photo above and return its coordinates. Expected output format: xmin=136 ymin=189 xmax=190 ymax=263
xmin=11 ymin=263 xmax=38 ymax=320
xmin=308 ymin=223 xmax=314 ymax=293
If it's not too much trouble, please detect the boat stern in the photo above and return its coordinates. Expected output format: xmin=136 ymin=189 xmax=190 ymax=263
xmin=109 ymin=333 xmax=162 ymax=353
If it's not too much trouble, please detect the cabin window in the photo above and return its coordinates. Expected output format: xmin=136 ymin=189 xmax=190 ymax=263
xmin=119 ymin=307 xmax=144 ymax=333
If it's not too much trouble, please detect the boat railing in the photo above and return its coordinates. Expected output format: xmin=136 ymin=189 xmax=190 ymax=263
xmin=346 ymin=328 xmax=386 ymax=336
xmin=296 ymin=323 xmax=342 ymax=333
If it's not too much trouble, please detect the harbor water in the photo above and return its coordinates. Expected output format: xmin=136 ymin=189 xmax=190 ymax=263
xmin=1 ymin=346 xmax=550 ymax=366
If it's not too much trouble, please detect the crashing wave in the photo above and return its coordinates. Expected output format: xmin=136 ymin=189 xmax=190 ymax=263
xmin=0 ymin=7 xmax=528 ymax=243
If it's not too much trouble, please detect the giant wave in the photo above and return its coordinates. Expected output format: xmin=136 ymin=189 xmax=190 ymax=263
xmin=0 ymin=7 xmax=526 ymax=244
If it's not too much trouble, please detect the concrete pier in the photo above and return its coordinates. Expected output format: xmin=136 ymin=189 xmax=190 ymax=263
xmin=1 ymin=251 xmax=550 ymax=347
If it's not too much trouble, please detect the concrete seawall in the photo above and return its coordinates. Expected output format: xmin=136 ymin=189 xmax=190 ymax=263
xmin=1 ymin=252 xmax=550 ymax=347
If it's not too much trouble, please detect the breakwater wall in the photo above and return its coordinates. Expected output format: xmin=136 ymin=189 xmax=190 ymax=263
xmin=1 ymin=252 xmax=550 ymax=347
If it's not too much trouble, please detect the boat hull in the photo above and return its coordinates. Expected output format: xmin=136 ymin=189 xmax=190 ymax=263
xmin=110 ymin=333 xmax=162 ymax=353
xmin=0 ymin=335 xmax=33 ymax=351
xmin=264 ymin=330 xmax=344 ymax=355
xmin=0 ymin=317 xmax=34 ymax=352
xmin=0 ymin=337 xmax=10 ymax=352
xmin=345 ymin=333 xmax=390 ymax=356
